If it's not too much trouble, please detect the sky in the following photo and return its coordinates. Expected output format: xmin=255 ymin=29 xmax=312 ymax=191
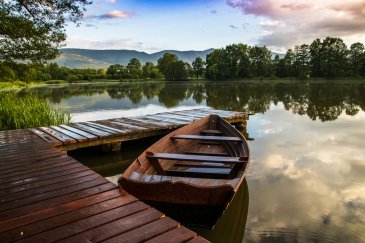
xmin=64 ymin=0 xmax=365 ymax=53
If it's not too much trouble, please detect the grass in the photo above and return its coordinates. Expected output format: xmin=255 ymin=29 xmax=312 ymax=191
xmin=0 ymin=93 xmax=71 ymax=131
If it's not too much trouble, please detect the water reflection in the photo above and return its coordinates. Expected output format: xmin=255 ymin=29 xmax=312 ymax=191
xmin=20 ymin=81 xmax=365 ymax=122
xmin=245 ymin=105 xmax=365 ymax=242
xmin=193 ymin=180 xmax=249 ymax=243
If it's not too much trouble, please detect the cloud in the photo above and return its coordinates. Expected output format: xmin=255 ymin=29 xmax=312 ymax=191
xmin=226 ymin=0 xmax=365 ymax=50
xmin=210 ymin=10 xmax=217 ymax=14
xmin=106 ymin=0 xmax=117 ymax=3
xmin=85 ymin=10 xmax=132 ymax=20
xmin=100 ymin=10 xmax=131 ymax=19
xmin=229 ymin=24 xmax=238 ymax=29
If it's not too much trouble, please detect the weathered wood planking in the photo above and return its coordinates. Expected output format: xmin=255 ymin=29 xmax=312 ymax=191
xmin=29 ymin=108 xmax=248 ymax=151
xmin=0 ymin=130 xmax=209 ymax=242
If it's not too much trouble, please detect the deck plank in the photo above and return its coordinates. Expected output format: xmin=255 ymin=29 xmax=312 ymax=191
xmin=0 ymin=194 xmax=137 ymax=242
xmin=50 ymin=126 xmax=89 ymax=142
xmin=21 ymin=201 xmax=149 ymax=242
xmin=104 ymin=217 xmax=179 ymax=243
xmin=29 ymin=128 xmax=63 ymax=146
xmin=59 ymin=125 xmax=98 ymax=140
xmin=58 ymin=207 xmax=163 ymax=243
xmin=38 ymin=127 xmax=77 ymax=144
xmin=145 ymin=226 xmax=197 ymax=243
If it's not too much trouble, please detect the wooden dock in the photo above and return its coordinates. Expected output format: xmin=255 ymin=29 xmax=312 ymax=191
xmin=29 ymin=108 xmax=249 ymax=151
xmin=0 ymin=129 xmax=209 ymax=242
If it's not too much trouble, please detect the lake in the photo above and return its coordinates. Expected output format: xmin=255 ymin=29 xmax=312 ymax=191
xmin=20 ymin=81 xmax=365 ymax=242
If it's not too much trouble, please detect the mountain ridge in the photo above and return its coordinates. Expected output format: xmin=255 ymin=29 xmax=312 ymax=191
xmin=55 ymin=48 xmax=284 ymax=69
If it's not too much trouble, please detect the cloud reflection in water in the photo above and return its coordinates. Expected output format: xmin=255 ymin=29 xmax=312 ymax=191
xmin=245 ymin=102 xmax=365 ymax=242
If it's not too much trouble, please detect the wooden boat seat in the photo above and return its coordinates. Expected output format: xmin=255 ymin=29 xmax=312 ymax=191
xmin=165 ymin=167 xmax=231 ymax=179
xmin=147 ymin=152 xmax=247 ymax=164
xmin=185 ymin=151 xmax=229 ymax=157
xmin=171 ymin=134 xmax=243 ymax=142
xmin=200 ymin=129 xmax=223 ymax=135
xmin=146 ymin=151 xmax=248 ymax=178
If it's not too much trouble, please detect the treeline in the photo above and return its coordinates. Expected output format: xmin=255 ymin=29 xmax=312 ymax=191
xmin=0 ymin=36 xmax=364 ymax=83
xmin=206 ymin=37 xmax=365 ymax=80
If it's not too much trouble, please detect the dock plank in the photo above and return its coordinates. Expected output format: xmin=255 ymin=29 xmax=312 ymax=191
xmin=145 ymin=226 xmax=197 ymax=243
xmin=50 ymin=126 xmax=89 ymax=142
xmin=0 ymin=194 xmax=137 ymax=242
xmin=69 ymin=123 xmax=112 ymax=137
xmin=104 ymin=217 xmax=179 ymax=243
xmin=21 ymin=201 xmax=149 ymax=242
xmin=59 ymin=125 xmax=98 ymax=140
xmin=38 ymin=127 xmax=77 ymax=144
xmin=29 ymin=128 xmax=62 ymax=146
xmin=58 ymin=207 xmax=163 ymax=243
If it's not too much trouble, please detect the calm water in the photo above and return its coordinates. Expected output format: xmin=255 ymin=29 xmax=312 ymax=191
xmin=22 ymin=81 xmax=365 ymax=242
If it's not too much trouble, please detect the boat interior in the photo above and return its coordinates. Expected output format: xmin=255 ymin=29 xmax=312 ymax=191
xmin=126 ymin=115 xmax=249 ymax=181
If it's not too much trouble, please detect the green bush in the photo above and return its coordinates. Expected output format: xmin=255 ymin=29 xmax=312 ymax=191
xmin=0 ymin=93 xmax=71 ymax=130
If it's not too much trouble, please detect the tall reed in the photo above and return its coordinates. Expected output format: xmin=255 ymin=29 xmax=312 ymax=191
xmin=0 ymin=93 xmax=71 ymax=130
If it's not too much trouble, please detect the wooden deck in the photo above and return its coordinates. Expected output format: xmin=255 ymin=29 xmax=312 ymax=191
xmin=0 ymin=129 xmax=209 ymax=243
xmin=29 ymin=108 xmax=249 ymax=151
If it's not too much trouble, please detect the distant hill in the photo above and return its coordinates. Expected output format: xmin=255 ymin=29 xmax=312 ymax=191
xmin=54 ymin=48 xmax=285 ymax=69
xmin=54 ymin=48 xmax=214 ymax=69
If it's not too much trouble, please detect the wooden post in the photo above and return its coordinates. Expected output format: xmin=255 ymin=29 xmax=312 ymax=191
xmin=101 ymin=142 xmax=121 ymax=152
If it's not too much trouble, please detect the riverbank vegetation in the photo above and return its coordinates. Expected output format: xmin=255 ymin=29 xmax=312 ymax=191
xmin=0 ymin=93 xmax=71 ymax=130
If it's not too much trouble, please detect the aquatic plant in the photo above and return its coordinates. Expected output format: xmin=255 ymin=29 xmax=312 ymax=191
xmin=0 ymin=93 xmax=71 ymax=130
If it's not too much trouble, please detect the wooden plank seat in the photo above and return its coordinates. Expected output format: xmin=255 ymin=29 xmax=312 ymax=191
xmin=147 ymin=152 xmax=247 ymax=164
xmin=166 ymin=167 xmax=232 ymax=179
xmin=171 ymin=134 xmax=243 ymax=142
xmin=173 ymin=161 xmax=231 ymax=168
xmin=146 ymin=152 xmax=248 ymax=179
xmin=185 ymin=151 xmax=229 ymax=157
xmin=200 ymin=129 xmax=223 ymax=135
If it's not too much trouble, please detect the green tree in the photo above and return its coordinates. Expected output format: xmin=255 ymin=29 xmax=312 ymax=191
xmin=157 ymin=53 xmax=179 ymax=75
xmin=106 ymin=64 xmax=126 ymax=79
xmin=309 ymin=38 xmax=322 ymax=77
xmin=0 ymin=63 xmax=16 ymax=82
xmin=0 ymin=0 xmax=91 ymax=62
xmin=249 ymin=46 xmax=273 ymax=77
xmin=349 ymin=42 xmax=365 ymax=76
xmin=320 ymin=37 xmax=348 ymax=78
xmin=283 ymin=49 xmax=295 ymax=77
xmin=142 ymin=62 xmax=162 ymax=79
xmin=164 ymin=61 xmax=190 ymax=81
xmin=126 ymin=58 xmax=142 ymax=79
xmin=192 ymin=57 xmax=205 ymax=79
xmin=293 ymin=44 xmax=311 ymax=79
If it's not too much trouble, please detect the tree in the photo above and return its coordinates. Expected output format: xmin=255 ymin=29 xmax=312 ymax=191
xmin=349 ymin=42 xmax=365 ymax=76
xmin=293 ymin=44 xmax=311 ymax=79
xmin=126 ymin=58 xmax=142 ymax=79
xmin=249 ymin=46 xmax=273 ymax=77
xmin=0 ymin=63 xmax=16 ymax=82
xmin=142 ymin=62 xmax=162 ymax=79
xmin=320 ymin=37 xmax=348 ymax=78
xmin=310 ymin=37 xmax=348 ymax=78
xmin=157 ymin=53 xmax=178 ymax=76
xmin=309 ymin=38 xmax=322 ymax=77
xmin=0 ymin=0 xmax=91 ymax=62
xmin=106 ymin=64 xmax=126 ymax=79
xmin=164 ymin=61 xmax=190 ymax=81
xmin=192 ymin=57 xmax=205 ymax=79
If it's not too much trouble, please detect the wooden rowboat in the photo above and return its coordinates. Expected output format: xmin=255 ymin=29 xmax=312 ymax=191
xmin=119 ymin=114 xmax=250 ymax=212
